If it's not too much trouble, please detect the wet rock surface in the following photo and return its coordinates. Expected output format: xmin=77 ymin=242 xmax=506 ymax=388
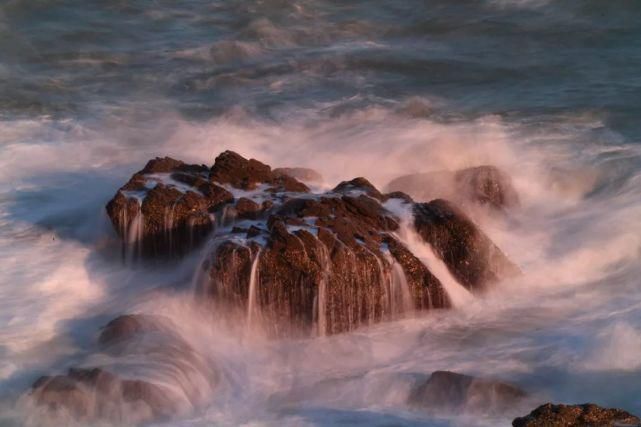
xmin=105 ymin=156 xmax=233 ymax=258
xmin=386 ymin=165 xmax=520 ymax=211
xmin=30 ymin=367 xmax=179 ymax=424
xmin=409 ymin=371 xmax=529 ymax=415
xmin=414 ymin=199 xmax=520 ymax=292
xmin=28 ymin=314 xmax=217 ymax=425
xmin=210 ymin=150 xmax=309 ymax=192
xmin=202 ymin=189 xmax=451 ymax=336
xmin=107 ymin=151 xmax=518 ymax=336
xmin=105 ymin=152 xmax=308 ymax=259
xmin=513 ymin=403 xmax=641 ymax=427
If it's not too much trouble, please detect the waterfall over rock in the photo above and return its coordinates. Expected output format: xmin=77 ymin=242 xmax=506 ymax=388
xmin=105 ymin=151 xmax=519 ymax=336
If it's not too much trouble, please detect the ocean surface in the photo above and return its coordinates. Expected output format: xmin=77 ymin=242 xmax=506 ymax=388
xmin=1 ymin=1 xmax=641 ymax=426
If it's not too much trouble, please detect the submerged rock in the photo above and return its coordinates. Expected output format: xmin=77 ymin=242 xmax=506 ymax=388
xmin=28 ymin=314 xmax=217 ymax=425
xmin=409 ymin=371 xmax=529 ymax=415
xmin=414 ymin=199 xmax=520 ymax=292
xmin=386 ymin=165 xmax=520 ymax=210
xmin=30 ymin=367 xmax=179 ymax=424
xmin=273 ymin=167 xmax=323 ymax=184
xmin=513 ymin=403 xmax=641 ymax=427
xmin=98 ymin=313 xmax=166 ymax=346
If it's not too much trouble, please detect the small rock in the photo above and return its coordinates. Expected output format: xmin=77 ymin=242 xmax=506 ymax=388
xmin=513 ymin=403 xmax=641 ymax=427
xmin=28 ymin=314 xmax=217 ymax=424
xmin=386 ymin=165 xmax=519 ymax=210
xmin=409 ymin=371 xmax=528 ymax=415
xmin=333 ymin=177 xmax=384 ymax=201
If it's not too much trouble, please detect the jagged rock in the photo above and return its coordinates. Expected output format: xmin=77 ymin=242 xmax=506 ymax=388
xmin=414 ymin=199 xmax=520 ymax=291
xmin=409 ymin=371 xmax=528 ymax=415
xmin=333 ymin=177 xmax=384 ymax=201
xmin=386 ymin=165 xmax=519 ymax=210
xmin=210 ymin=150 xmax=309 ymax=192
xmin=105 ymin=157 xmax=233 ymax=258
xmin=273 ymin=167 xmax=323 ymax=184
xmin=513 ymin=403 xmax=641 ymax=427
xmin=234 ymin=197 xmax=262 ymax=220
xmin=105 ymin=152 xmax=309 ymax=258
xmin=200 ymin=187 xmax=450 ymax=336
xmin=28 ymin=314 xmax=217 ymax=425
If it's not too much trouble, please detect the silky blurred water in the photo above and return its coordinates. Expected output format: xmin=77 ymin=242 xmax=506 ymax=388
xmin=1 ymin=1 xmax=641 ymax=426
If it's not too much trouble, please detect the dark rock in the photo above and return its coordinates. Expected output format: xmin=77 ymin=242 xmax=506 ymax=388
xmin=333 ymin=177 xmax=384 ymax=201
xmin=414 ymin=199 xmax=520 ymax=291
xmin=246 ymin=225 xmax=263 ymax=238
xmin=29 ymin=314 xmax=217 ymax=424
xmin=209 ymin=151 xmax=309 ymax=192
xmin=209 ymin=151 xmax=272 ymax=190
xmin=141 ymin=157 xmax=207 ymax=175
xmin=409 ymin=371 xmax=528 ymax=415
xmin=201 ymin=189 xmax=450 ymax=336
xmin=105 ymin=151 xmax=309 ymax=259
xmin=98 ymin=313 xmax=164 ymax=346
xmin=106 ymin=152 xmax=518 ymax=338
xmin=273 ymin=167 xmax=323 ymax=184
xmin=386 ymin=165 xmax=519 ymax=210
xmin=30 ymin=367 xmax=178 ymax=423
xmin=384 ymin=237 xmax=448 ymax=310
xmin=513 ymin=403 xmax=641 ymax=427
xmin=234 ymin=197 xmax=261 ymax=219
xmin=105 ymin=156 xmax=232 ymax=259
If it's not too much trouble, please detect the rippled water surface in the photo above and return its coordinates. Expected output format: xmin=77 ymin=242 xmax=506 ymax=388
xmin=1 ymin=1 xmax=641 ymax=426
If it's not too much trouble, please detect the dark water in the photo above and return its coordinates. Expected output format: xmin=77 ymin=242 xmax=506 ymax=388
xmin=1 ymin=1 xmax=641 ymax=426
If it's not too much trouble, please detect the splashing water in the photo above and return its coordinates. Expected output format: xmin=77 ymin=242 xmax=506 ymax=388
xmin=389 ymin=259 xmax=415 ymax=315
xmin=2 ymin=1 xmax=641 ymax=426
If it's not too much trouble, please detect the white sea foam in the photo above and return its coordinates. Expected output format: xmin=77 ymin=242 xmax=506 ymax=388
xmin=1 ymin=102 xmax=641 ymax=426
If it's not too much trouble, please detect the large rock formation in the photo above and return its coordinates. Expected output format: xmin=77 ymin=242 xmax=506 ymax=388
xmin=27 ymin=314 xmax=217 ymax=425
xmin=200 ymin=182 xmax=450 ymax=336
xmin=386 ymin=165 xmax=520 ymax=211
xmin=513 ymin=403 xmax=641 ymax=427
xmin=409 ymin=371 xmax=529 ymax=415
xmin=107 ymin=151 xmax=519 ymax=336
xmin=414 ymin=199 xmax=520 ymax=292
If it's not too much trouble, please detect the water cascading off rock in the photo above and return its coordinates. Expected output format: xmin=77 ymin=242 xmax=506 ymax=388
xmin=106 ymin=150 xmax=520 ymax=336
